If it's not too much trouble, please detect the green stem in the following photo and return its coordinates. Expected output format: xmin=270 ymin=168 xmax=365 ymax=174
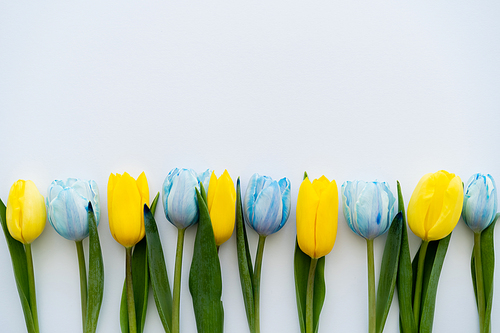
xmin=76 ymin=240 xmax=87 ymax=332
xmin=413 ymin=240 xmax=429 ymax=328
xmin=253 ymin=235 xmax=266 ymax=333
xmin=172 ymin=228 xmax=186 ymax=333
xmin=25 ymin=243 xmax=40 ymax=333
xmin=126 ymin=247 xmax=137 ymax=333
xmin=306 ymin=257 xmax=319 ymax=333
xmin=367 ymin=239 xmax=376 ymax=333
xmin=474 ymin=232 xmax=485 ymax=333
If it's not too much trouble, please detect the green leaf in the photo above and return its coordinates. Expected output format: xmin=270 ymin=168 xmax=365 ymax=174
xmin=376 ymin=212 xmax=402 ymax=333
xmin=85 ymin=202 xmax=104 ymax=333
xmin=189 ymin=188 xmax=224 ymax=333
xmin=0 ymin=199 xmax=36 ymax=333
xmin=417 ymin=234 xmax=452 ymax=333
xmin=471 ymin=213 xmax=498 ymax=333
xmin=235 ymin=178 xmax=255 ymax=332
xmin=120 ymin=193 xmax=159 ymax=333
xmin=294 ymin=240 xmax=326 ymax=333
xmin=394 ymin=181 xmax=416 ymax=333
xmin=144 ymin=204 xmax=173 ymax=333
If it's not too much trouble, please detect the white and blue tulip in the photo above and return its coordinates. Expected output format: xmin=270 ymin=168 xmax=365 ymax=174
xmin=162 ymin=168 xmax=211 ymax=229
xmin=243 ymin=173 xmax=291 ymax=236
xmin=462 ymin=173 xmax=497 ymax=233
xmin=342 ymin=180 xmax=395 ymax=240
xmin=46 ymin=178 xmax=100 ymax=241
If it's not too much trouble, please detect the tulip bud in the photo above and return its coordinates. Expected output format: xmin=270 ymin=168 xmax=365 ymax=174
xmin=162 ymin=168 xmax=211 ymax=229
xmin=108 ymin=172 xmax=149 ymax=248
xmin=6 ymin=180 xmax=46 ymax=244
xmin=342 ymin=180 xmax=396 ymax=240
xmin=243 ymin=173 xmax=291 ymax=236
xmin=408 ymin=170 xmax=463 ymax=241
xmin=462 ymin=173 xmax=497 ymax=233
xmin=46 ymin=178 xmax=100 ymax=241
xmin=296 ymin=176 xmax=338 ymax=259
xmin=207 ymin=170 xmax=236 ymax=246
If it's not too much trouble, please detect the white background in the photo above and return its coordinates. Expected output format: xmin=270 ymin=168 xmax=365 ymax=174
xmin=1 ymin=1 xmax=500 ymax=332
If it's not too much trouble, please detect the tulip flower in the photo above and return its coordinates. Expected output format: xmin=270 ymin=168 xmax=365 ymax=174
xmin=108 ymin=171 xmax=150 ymax=333
xmin=462 ymin=173 xmax=498 ymax=333
xmin=241 ymin=173 xmax=291 ymax=333
xmin=207 ymin=170 xmax=236 ymax=246
xmin=5 ymin=179 xmax=46 ymax=333
xmin=162 ymin=168 xmax=210 ymax=333
xmin=342 ymin=180 xmax=395 ymax=240
xmin=46 ymin=178 xmax=101 ymax=331
xmin=407 ymin=170 xmax=463 ymax=242
xmin=6 ymin=180 xmax=46 ymax=244
xmin=296 ymin=175 xmax=338 ymax=259
xmin=462 ymin=173 xmax=497 ymax=233
xmin=407 ymin=170 xmax=463 ymax=327
xmin=341 ymin=180 xmax=396 ymax=333
xmin=108 ymin=172 xmax=149 ymax=248
xmin=243 ymin=173 xmax=291 ymax=236
xmin=295 ymin=174 xmax=338 ymax=333
xmin=46 ymin=178 xmax=100 ymax=241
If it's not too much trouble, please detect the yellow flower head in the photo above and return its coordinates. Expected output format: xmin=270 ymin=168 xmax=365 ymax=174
xmin=296 ymin=176 xmax=338 ymax=259
xmin=408 ymin=170 xmax=463 ymax=241
xmin=6 ymin=180 xmax=46 ymax=244
xmin=207 ymin=170 xmax=236 ymax=246
xmin=108 ymin=172 xmax=149 ymax=248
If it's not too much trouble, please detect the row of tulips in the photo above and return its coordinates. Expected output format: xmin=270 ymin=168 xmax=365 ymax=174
xmin=1 ymin=169 xmax=498 ymax=333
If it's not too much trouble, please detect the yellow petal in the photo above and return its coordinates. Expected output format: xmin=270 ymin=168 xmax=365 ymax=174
xmin=210 ymin=170 xmax=236 ymax=246
xmin=6 ymin=180 xmax=26 ymax=243
xmin=296 ymin=178 xmax=320 ymax=258
xmin=207 ymin=171 xmax=217 ymax=213
xmin=407 ymin=173 xmax=434 ymax=240
xmin=312 ymin=176 xmax=330 ymax=196
xmin=136 ymin=171 xmax=150 ymax=207
xmin=110 ymin=173 xmax=144 ymax=247
xmin=107 ymin=173 xmax=118 ymax=241
xmin=314 ymin=179 xmax=338 ymax=258
xmin=426 ymin=174 xmax=463 ymax=240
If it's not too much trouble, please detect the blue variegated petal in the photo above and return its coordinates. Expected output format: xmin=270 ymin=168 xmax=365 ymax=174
xmin=162 ymin=168 xmax=180 ymax=224
xmin=49 ymin=188 xmax=90 ymax=241
xmin=165 ymin=169 xmax=199 ymax=229
xmin=251 ymin=181 xmax=283 ymax=235
xmin=197 ymin=169 xmax=211 ymax=192
xmin=463 ymin=173 xmax=498 ymax=232
xmin=243 ymin=173 xmax=260 ymax=225
xmin=279 ymin=177 xmax=291 ymax=227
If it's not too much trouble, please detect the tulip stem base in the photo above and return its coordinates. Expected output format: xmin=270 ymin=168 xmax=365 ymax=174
xmin=474 ymin=232 xmax=485 ymax=333
xmin=253 ymin=235 xmax=266 ymax=333
xmin=25 ymin=243 xmax=40 ymax=333
xmin=367 ymin=239 xmax=376 ymax=333
xmin=76 ymin=240 xmax=87 ymax=332
xmin=173 ymin=228 xmax=186 ymax=333
xmin=126 ymin=247 xmax=137 ymax=333
xmin=413 ymin=240 xmax=429 ymax=328
xmin=306 ymin=257 xmax=318 ymax=333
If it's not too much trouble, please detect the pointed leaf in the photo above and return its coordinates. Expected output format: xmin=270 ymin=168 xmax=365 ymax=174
xmin=85 ymin=202 xmax=104 ymax=333
xmin=418 ymin=234 xmax=452 ymax=333
xmin=189 ymin=188 xmax=224 ymax=333
xmin=395 ymin=181 xmax=417 ymax=333
xmin=144 ymin=205 xmax=173 ymax=333
xmin=0 ymin=199 xmax=36 ymax=333
xmin=235 ymin=178 xmax=255 ymax=332
xmin=313 ymin=256 xmax=326 ymax=333
xmin=376 ymin=212 xmax=402 ymax=333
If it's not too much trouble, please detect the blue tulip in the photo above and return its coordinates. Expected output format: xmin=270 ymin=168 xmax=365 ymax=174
xmin=462 ymin=173 xmax=497 ymax=233
xmin=46 ymin=178 xmax=100 ymax=241
xmin=342 ymin=180 xmax=395 ymax=240
xmin=243 ymin=173 xmax=291 ymax=236
xmin=162 ymin=168 xmax=211 ymax=229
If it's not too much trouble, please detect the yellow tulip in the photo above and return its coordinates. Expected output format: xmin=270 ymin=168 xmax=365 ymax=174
xmin=6 ymin=180 xmax=46 ymax=244
xmin=407 ymin=170 xmax=463 ymax=241
xmin=296 ymin=176 xmax=338 ymax=259
xmin=108 ymin=172 xmax=149 ymax=248
xmin=207 ymin=170 xmax=236 ymax=246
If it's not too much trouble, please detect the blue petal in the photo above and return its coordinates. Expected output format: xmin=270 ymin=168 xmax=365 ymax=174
xmin=279 ymin=177 xmax=291 ymax=227
xmin=463 ymin=173 xmax=498 ymax=232
xmin=251 ymin=181 xmax=283 ymax=235
xmin=243 ymin=173 xmax=260 ymax=226
xmin=162 ymin=168 xmax=180 ymax=225
xmin=197 ymin=169 xmax=211 ymax=193
xmin=49 ymin=188 xmax=90 ymax=241
xmin=164 ymin=168 xmax=199 ymax=229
